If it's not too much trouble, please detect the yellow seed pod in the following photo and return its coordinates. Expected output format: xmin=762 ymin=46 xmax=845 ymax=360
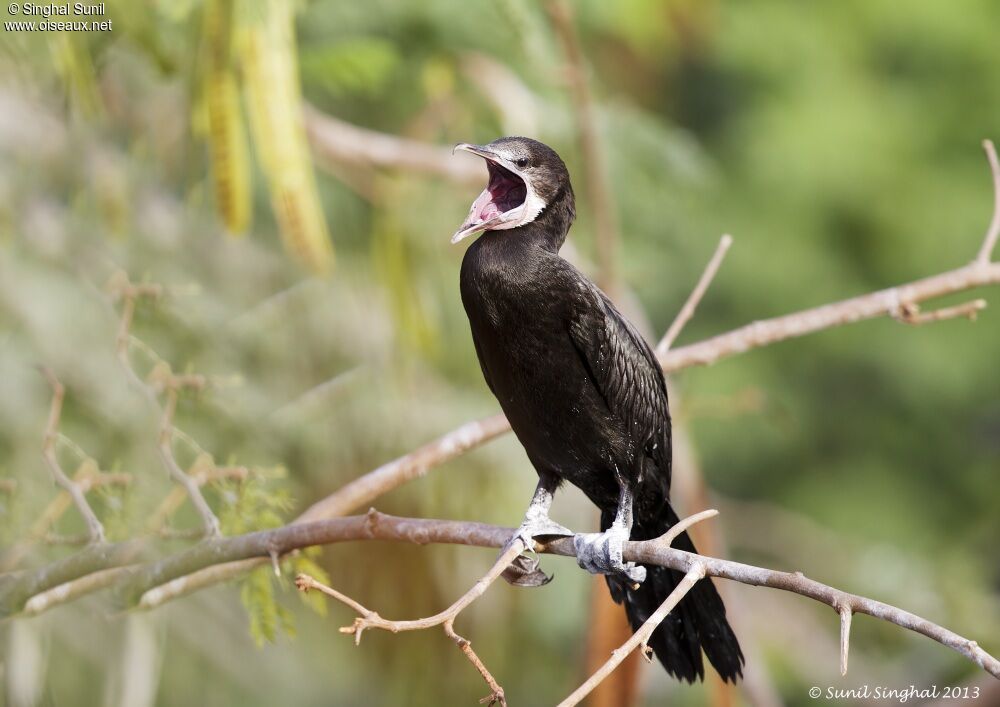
xmin=206 ymin=70 xmax=253 ymax=235
xmin=203 ymin=0 xmax=253 ymax=236
xmin=238 ymin=0 xmax=333 ymax=274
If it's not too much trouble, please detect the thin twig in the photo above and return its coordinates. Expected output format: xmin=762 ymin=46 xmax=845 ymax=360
xmin=559 ymin=565 xmax=706 ymax=707
xmin=560 ymin=510 xmax=719 ymax=705
xmin=657 ymin=235 xmax=733 ymax=355
xmin=157 ymin=387 xmax=220 ymax=538
xmin=109 ymin=272 xmax=222 ymax=539
xmin=892 ymin=298 xmax=986 ymax=325
xmin=39 ymin=368 xmax=105 ymax=544
xmin=976 ymin=139 xmax=1000 ymax=263
xmin=296 ymin=539 xmax=524 ymax=706
xmin=658 ymin=508 xmax=719 ymax=547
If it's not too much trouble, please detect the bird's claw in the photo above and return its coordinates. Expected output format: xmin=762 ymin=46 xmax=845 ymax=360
xmin=500 ymin=516 xmax=573 ymax=588
xmin=573 ymin=526 xmax=646 ymax=585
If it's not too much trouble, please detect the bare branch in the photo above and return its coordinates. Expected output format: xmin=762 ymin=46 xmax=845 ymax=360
xmin=559 ymin=565 xmax=706 ymax=707
xmin=112 ymin=511 xmax=999 ymax=680
xmin=23 ymin=566 xmax=133 ymax=616
xmin=39 ymin=368 xmax=105 ymax=544
xmin=303 ymin=104 xmax=482 ymax=185
xmin=296 ymin=539 xmax=523 ymax=705
xmin=156 ymin=386 xmax=221 ymax=538
xmin=976 ymin=139 xmax=1000 ymax=263
xmin=0 ymin=540 xmax=142 ymax=616
xmin=657 ymin=235 xmax=733 ymax=355
xmin=559 ymin=510 xmax=719 ymax=705
xmin=658 ymin=508 xmax=719 ymax=547
xmin=109 ymin=273 xmax=221 ymax=539
xmin=658 ymin=260 xmax=1000 ymax=372
xmin=296 ymin=413 xmax=511 ymax=523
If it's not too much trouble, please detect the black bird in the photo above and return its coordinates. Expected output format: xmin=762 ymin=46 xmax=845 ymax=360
xmin=452 ymin=137 xmax=744 ymax=683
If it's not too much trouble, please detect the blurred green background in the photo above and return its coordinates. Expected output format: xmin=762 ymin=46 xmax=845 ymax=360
xmin=1 ymin=1 xmax=998 ymax=705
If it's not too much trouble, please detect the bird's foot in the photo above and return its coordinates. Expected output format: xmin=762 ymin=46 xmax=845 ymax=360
xmin=500 ymin=516 xmax=573 ymax=588
xmin=573 ymin=525 xmax=646 ymax=586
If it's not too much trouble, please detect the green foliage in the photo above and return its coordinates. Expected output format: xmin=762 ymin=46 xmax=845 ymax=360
xmin=217 ymin=466 xmax=292 ymax=536
xmin=240 ymin=565 xmax=295 ymax=646
xmin=299 ymin=38 xmax=401 ymax=98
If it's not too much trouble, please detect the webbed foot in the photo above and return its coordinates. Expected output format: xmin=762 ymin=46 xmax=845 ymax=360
xmin=573 ymin=524 xmax=646 ymax=586
xmin=500 ymin=516 xmax=573 ymax=588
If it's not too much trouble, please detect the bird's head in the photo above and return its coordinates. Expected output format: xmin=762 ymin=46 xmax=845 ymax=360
xmin=451 ymin=137 xmax=575 ymax=245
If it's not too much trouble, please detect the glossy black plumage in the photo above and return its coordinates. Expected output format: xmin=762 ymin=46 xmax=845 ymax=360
xmin=457 ymin=137 xmax=743 ymax=682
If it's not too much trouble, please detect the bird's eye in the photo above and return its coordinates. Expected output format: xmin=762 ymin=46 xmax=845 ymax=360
xmin=514 ymin=158 xmax=529 ymax=168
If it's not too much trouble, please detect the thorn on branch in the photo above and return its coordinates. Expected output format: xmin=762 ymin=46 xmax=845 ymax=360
xmin=892 ymin=299 xmax=986 ymax=326
xmin=839 ymin=605 xmax=853 ymax=677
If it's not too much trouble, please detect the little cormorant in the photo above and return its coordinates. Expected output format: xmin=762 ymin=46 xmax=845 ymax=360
xmin=452 ymin=137 xmax=744 ymax=683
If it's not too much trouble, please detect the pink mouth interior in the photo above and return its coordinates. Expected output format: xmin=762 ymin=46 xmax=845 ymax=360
xmin=473 ymin=160 xmax=527 ymax=222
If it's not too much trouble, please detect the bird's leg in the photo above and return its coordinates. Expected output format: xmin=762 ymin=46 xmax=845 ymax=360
xmin=501 ymin=472 xmax=572 ymax=588
xmin=573 ymin=483 xmax=646 ymax=586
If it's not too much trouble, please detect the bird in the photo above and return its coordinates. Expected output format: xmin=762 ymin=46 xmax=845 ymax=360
xmin=451 ymin=136 xmax=744 ymax=683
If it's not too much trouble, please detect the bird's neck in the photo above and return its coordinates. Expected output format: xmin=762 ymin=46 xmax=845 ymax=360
xmin=511 ymin=191 xmax=576 ymax=253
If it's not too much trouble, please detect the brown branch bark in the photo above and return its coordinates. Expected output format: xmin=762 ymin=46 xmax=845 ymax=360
xmin=976 ymin=139 xmax=999 ymax=263
xmin=657 ymin=234 xmax=733 ymax=355
xmin=109 ymin=273 xmax=222 ymax=538
xmin=39 ymin=368 xmax=105 ymax=544
xmin=115 ymin=510 xmax=1000 ymax=682
xmin=296 ymin=541 xmax=524 ymax=706
xmin=303 ymin=104 xmax=482 ymax=186
xmin=559 ymin=566 xmax=706 ymax=707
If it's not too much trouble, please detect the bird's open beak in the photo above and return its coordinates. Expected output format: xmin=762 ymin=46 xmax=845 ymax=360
xmin=451 ymin=143 xmax=529 ymax=244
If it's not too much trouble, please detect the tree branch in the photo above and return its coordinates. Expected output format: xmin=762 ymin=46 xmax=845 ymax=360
xmin=976 ymin=139 xmax=999 ymax=264
xmin=559 ymin=565 xmax=706 ymax=707
xmin=39 ymin=368 xmax=105 ymax=544
xmin=109 ymin=273 xmax=222 ymax=538
xmin=303 ymin=104 xmax=482 ymax=186
xmin=558 ymin=510 xmax=719 ymax=706
xmin=296 ymin=541 xmax=524 ymax=706
xmin=117 ymin=510 xmax=1000 ymax=681
xmin=657 ymin=234 xmax=733 ymax=355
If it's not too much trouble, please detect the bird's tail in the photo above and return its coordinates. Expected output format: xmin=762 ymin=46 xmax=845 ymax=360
xmin=603 ymin=501 xmax=744 ymax=683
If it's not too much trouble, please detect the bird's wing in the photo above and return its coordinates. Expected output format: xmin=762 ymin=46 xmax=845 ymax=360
xmin=470 ymin=332 xmax=497 ymax=397
xmin=567 ymin=281 xmax=672 ymax=479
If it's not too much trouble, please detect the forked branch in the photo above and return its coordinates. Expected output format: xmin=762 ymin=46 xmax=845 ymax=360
xmin=296 ymin=540 xmax=525 ymax=706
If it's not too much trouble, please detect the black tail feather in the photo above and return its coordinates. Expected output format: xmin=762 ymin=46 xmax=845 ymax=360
xmin=604 ymin=503 xmax=744 ymax=683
